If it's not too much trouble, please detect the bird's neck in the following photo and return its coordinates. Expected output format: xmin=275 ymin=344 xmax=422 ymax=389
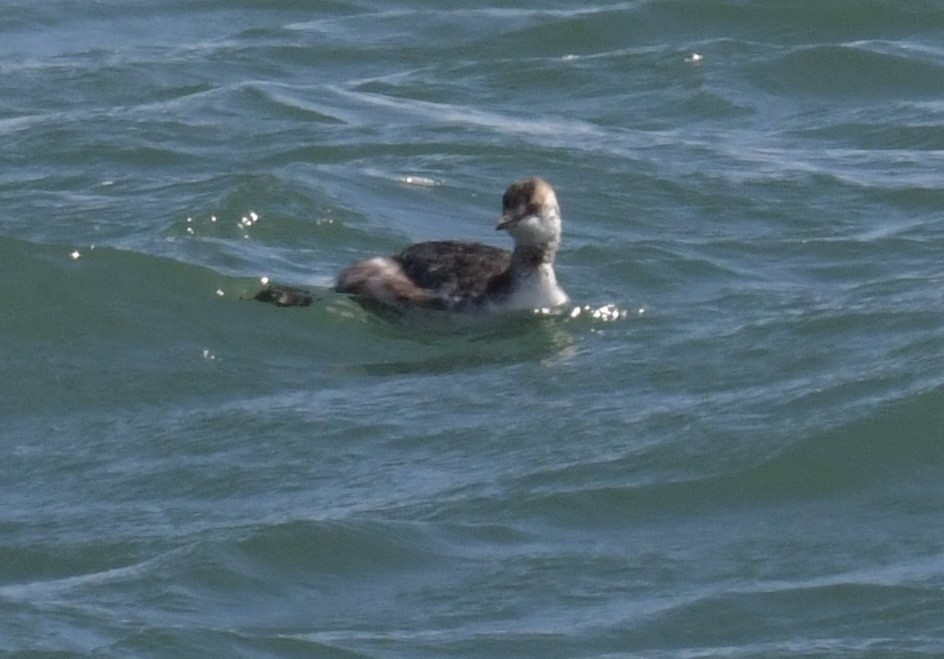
xmin=511 ymin=241 xmax=558 ymax=270
xmin=500 ymin=241 xmax=567 ymax=310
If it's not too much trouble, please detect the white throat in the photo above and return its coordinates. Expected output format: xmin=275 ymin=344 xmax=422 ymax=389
xmin=506 ymin=208 xmax=562 ymax=249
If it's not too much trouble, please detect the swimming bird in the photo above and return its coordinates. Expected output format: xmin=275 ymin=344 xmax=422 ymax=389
xmin=254 ymin=176 xmax=568 ymax=312
xmin=335 ymin=176 xmax=568 ymax=312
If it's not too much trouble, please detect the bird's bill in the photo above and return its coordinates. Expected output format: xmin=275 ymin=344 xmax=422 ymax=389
xmin=495 ymin=213 xmax=517 ymax=231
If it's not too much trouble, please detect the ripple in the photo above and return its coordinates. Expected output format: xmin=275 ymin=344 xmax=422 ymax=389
xmin=750 ymin=44 xmax=944 ymax=100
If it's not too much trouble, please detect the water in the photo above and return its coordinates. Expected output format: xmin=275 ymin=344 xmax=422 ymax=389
xmin=3 ymin=1 xmax=944 ymax=656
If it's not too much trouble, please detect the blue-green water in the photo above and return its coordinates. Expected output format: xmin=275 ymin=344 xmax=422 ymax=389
xmin=4 ymin=1 xmax=944 ymax=656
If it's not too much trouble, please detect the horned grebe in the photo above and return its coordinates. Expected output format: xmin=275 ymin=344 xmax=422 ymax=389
xmin=337 ymin=176 xmax=567 ymax=311
xmin=255 ymin=177 xmax=568 ymax=312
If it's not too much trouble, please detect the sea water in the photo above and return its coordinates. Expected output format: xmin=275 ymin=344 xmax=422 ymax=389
xmin=3 ymin=1 xmax=944 ymax=656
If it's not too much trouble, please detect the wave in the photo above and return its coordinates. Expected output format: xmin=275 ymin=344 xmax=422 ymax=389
xmin=0 ymin=236 xmax=628 ymax=391
xmin=749 ymin=45 xmax=944 ymax=100
xmin=425 ymin=383 xmax=944 ymax=528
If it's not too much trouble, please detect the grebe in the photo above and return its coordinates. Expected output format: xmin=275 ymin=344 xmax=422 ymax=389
xmin=255 ymin=177 xmax=568 ymax=312
xmin=337 ymin=176 xmax=567 ymax=311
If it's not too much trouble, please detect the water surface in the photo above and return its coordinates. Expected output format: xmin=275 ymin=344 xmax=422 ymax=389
xmin=3 ymin=1 xmax=944 ymax=656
